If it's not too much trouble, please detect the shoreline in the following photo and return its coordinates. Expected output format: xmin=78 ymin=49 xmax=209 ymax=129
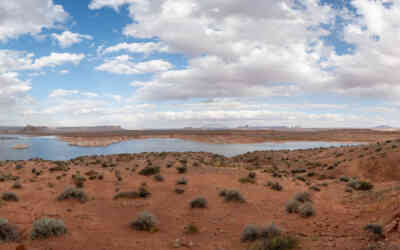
xmin=59 ymin=135 xmax=369 ymax=148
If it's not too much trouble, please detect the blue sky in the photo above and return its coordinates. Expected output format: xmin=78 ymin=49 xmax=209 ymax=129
xmin=1 ymin=0 xmax=400 ymax=128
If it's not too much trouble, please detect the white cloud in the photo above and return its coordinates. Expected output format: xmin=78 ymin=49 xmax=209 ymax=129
xmin=49 ymin=89 xmax=80 ymax=98
xmin=52 ymin=31 xmax=93 ymax=48
xmin=96 ymin=55 xmax=173 ymax=75
xmin=103 ymin=42 xmax=169 ymax=54
xmin=91 ymin=0 xmax=336 ymax=100
xmin=0 ymin=0 xmax=68 ymax=41
xmin=31 ymin=53 xmax=85 ymax=70
xmin=0 ymin=50 xmax=85 ymax=71
xmin=59 ymin=70 xmax=70 ymax=75
xmin=89 ymin=0 xmax=135 ymax=10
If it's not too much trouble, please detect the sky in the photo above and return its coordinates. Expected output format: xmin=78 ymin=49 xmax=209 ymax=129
xmin=1 ymin=0 xmax=400 ymax=129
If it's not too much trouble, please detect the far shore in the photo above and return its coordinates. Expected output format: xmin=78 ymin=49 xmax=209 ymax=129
xmin=2 ymin=128 xmax=398 ymax=148
xmin=11 ymin=144 xmax=29 ymax=150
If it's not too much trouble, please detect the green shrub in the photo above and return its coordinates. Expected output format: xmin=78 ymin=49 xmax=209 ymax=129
xmin=114 ymin=185 xmax=151 ymax=200
xmin=242 ymin=224 xmax=261 ymax=242
xmin=260 ymin=224 xmax=281 ymax=239
xmin=309 ymin=186 xmax=320 ymax=192
xmin=248 ymin=235 xmax=298 ymax=250
xmin=348 ymin=180 xmax=374 ymax=191
xmin=269 ymin=182 xmax=283 ymax=191
xmin=339 ymin=176 xmax=349 ymax=182
xmin=154 ymin=174 xmax=164 ymax=182
xmin=176 ymin=166 xmax=187 ymax=174
xmin=57 ymin=188 xmax=88 ymax=203
xmin=113 ymin=191 xmax=139 ymax=200
xmin=299 ymin=202 xmax=315 ymax=218
xmin=285 ymin=200 xmax=300 ymax=213
xmin=190 ymin=197 xmax=208 ymax=208
xmin=248 ymin=172 xmax=256 ymax=179
xmin=138 ymin=186 xmax=151 ymax=198
xmin=131 ymin=211 xmax=158 ymax=232
xmin=364 ymin=224 xmax=383 ymax=236
xmin=184 ymin=223 xmax=199 ymax=234
xmin=239 ymin=177 xmax=256 ymax=184
xmin=11 ymin=182 xmax=22 ymax=189
xmin=176 ymin=177 xmax=187 ymax=185
xmin=220 ymin=189 xmax=245 ymax=203
xmin=294 ymin=192 xmax=312 ymax=203
xmin=72 ymin=175 xmax=86 ymax=188
xmin=1 ymin=192 xmax=19 ymax=202
xmin=139 ymin=166 xmax=160 ymax=176
xmin=31 ymin=217 xmax=67 ymax=240
xmin=175 ymin=188 xmax=185 ymax=194
xmin=0 ymin=218 xmax=20 ymax=242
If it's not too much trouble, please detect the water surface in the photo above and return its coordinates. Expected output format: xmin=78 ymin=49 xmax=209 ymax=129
xmin=0 ymin=135 xmax=363 ymax=161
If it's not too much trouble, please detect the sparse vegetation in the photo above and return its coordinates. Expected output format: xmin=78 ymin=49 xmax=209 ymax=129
xmin=0 ymin=218 xmax=20 ymax=242
xmin=298 ymin=202 xmax=315 ymax=218
xmin=57 ymin=188 xmax=89 ymax=203
xmin=286 ymin=200 xmax=300 ymax=213
xmin=239 ymin=177 xmax=256 ymax=184
xmin=190 ymin=197 xmax=208 ymax=208
xmin=154 ymin=174 xmax=164 ymax=182
xmin=364 ymin=224 xmax=384 ymax=237
xmin=131 ymin=211 xmax=158 ymax=232
xmin=242 ymin=224 xmax=260 ymax=242
xmin=176 ymin=166 xmax=187 ymax=174
xmin=176 ymin=177 xmax=187 ymax=185
xmin=175 ymin=188 xmax=185 ymax=194
xmin=11 ymin=181 xmax=22 ymax=189
xmin=294 ymin=192 xmax=312 ymax=203
xmin=184 ymin=223 xmax=199 ymax=234
xmin=219 ymin=189 xmax=245 ymax=203
xmin=287 ymin=192 xmax=314 ymax=218
xmin=242 ymin=223 xmax=297 ymax=250
xmin=348 ymin=180 xmax=374 ymax=191
xmin=31 ymin=217 xmax=67 ymax=240
xmin=1 ymin=192 xmax=19 ymax=202
xmin=139 ymin=166 xmax=160 ymax=176
xmin=113 ymin=191 xmax=139 ymax=199
xmin=248 ymin=235 xmax=298 ymax=250
xmin=267 ymin=182 xmax=283 ymax=191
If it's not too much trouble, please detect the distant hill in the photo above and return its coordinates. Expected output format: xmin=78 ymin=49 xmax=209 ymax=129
xmin=51 ymin=126 xmax=124 ymax=133
xmin=373 ymin=125 xmax=393 ymax=129
xmin=0 ymin=126 xmax=24 ymax=132
xmin=17 ymin=125 xmax=125 ymax=134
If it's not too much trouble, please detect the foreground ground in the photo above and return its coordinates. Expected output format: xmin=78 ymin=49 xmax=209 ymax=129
xmin=1 ymin=138 xmax=400 ymax=249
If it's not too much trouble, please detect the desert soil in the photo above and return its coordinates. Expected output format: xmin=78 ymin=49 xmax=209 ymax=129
xmin=0 ymin=135 xmax=400 ymax=249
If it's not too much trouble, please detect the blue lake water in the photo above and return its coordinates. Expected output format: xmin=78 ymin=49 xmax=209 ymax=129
xmin=0 ymin=135 xmax=364 ymax=161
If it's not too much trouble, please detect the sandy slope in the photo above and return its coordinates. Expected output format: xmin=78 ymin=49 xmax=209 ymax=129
xmin=0 ymin=140 xmax=400 ymax=249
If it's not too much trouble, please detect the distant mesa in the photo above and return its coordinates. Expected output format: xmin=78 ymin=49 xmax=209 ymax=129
xmin=373 ymin=125 xmax=393 ymax=129
xmin=12 ymin=144 xmax=29 ymax=150
xmin=371 ymin=125 xmax=397 ymax=131
xmin=21 ymin=125 xmax=124 ymax=133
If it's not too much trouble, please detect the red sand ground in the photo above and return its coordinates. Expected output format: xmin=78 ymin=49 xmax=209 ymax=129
xmin=1 ymin=139 xmax=400 ymax=249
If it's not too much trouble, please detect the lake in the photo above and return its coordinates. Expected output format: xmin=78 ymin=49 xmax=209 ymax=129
xmin=0 ymin=135 xmax=364 ymax=161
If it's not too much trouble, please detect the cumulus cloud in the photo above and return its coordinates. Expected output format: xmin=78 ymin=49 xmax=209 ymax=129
xmin=90 ymin=0 xmax=337 ymax=100
xmin=49 ymin=89 xmax=80 ymax=98
xmin=0 ymin=0 xmax=68 ymax=41
xmin=52 ymin=31 xmax=93 ymax=48
xmin=96 ymin=55 xmax=173 ymax=74
xmin=89 ymin=0 xmax=135 ymax=10
xmin=89 ymin=0 xmax=400 ymax=102
xmin=102 ymin=42 xmax=169 ymax=55
xmin=31 ymin=53 xmax=85 ymax=70
xmin=0 ymin=50 xmax=85 ymax=71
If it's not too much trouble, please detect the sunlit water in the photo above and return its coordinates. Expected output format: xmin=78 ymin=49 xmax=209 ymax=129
xmin=0 ymin=135 xmax=364 ymax=161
